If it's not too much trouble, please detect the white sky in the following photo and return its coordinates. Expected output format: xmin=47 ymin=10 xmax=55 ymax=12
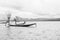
xmin=0 ymin=0 xmax=60 ymax=18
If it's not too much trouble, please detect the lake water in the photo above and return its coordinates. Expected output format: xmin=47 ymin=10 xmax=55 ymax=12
xmin=0 ymin=21 xmax=60 ymax=40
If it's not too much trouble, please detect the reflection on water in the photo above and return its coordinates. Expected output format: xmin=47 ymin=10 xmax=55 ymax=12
xmin=0 ymin=21 xmax=60 ymax=40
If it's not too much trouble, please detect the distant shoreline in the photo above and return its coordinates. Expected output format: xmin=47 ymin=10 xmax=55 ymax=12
xmin=0 ymin=18 xmax=60 ymax=22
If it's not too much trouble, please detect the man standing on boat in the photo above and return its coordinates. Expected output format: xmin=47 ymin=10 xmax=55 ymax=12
xmin=5 ymin=13 xmax=11 ymax=26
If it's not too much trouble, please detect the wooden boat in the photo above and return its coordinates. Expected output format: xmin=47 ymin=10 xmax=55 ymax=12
xmin=8 ymin=23 xmax=36 ymax=27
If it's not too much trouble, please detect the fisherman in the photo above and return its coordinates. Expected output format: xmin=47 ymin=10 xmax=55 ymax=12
xmin=5 ymin=13 xmax=11 ymax=26
xmin=14 ymin=17 xmax=17 ymax=25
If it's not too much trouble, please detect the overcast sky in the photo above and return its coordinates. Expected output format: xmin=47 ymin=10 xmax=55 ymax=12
xmin=0 ymin=0 xmax=60 ymax=17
